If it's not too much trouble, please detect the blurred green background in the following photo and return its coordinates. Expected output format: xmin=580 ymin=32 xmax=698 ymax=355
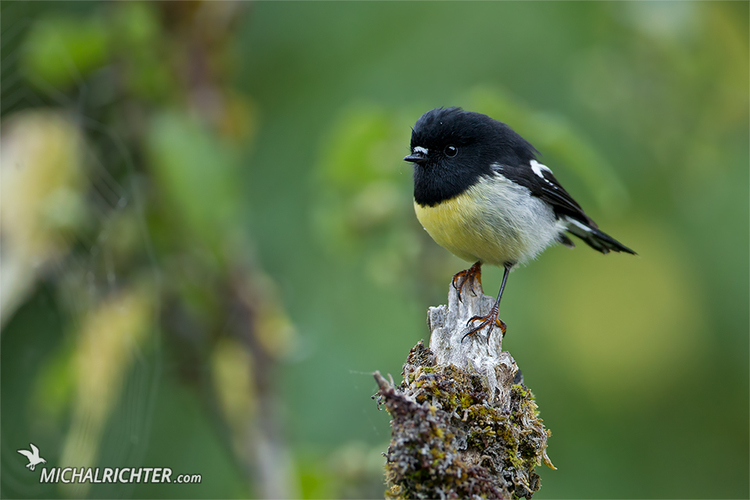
xmin=1 ymin=1 xmax=748 ymax=498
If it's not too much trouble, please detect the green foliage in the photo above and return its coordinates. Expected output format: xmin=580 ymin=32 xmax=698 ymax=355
xmin=22 ymin=13 xmax=109 ymax=89
xmin=312 ymin=104 xmax=424 ymax=286
xmin=111 ymin=2 xmax=173 ymax=102
xmin=147 ymin=111 xmax=242 ymax=256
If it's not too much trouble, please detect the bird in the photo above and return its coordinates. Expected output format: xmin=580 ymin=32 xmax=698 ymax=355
xmin=404 ymin=107 xmax=635 ymax=341
xmin=18 ymin=443 xmax=46 ymax=471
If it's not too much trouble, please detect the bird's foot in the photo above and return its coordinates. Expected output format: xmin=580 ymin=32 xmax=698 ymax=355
xmin=452 ymin=261 xmax=482 ymax=301
xmin=462 ymin=302 xmax=507 ymax=342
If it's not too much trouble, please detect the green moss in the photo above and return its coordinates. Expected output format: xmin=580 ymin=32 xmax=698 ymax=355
xmin=512 ymin=383 xmax=530 ymax=398
xmin=378 ymin=341 xmax=553 ymax=499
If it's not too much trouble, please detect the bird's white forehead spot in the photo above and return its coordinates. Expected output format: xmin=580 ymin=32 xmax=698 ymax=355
xmin=413 ymin=146 xmax=429 ymax=155
xmin=530 ymin=160 xmax=552 ymax=178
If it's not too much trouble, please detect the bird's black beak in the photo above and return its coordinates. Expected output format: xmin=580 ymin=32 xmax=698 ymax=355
xmin=403 ymin=151 xmax=427 ymax=165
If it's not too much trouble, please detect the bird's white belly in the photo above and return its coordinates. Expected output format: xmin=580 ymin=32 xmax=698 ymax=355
xmin=414 ymin=175 xmax=565 ymax=266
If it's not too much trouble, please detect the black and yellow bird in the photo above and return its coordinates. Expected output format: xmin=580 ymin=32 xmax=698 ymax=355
xmin=404 ymin=107 xmax=635 ymax=340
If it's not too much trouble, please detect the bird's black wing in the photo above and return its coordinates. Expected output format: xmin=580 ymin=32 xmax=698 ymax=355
xmin=491 ymin=160 xmax=636 ymax=255
xmin=534 ymin=169 xmax=597 ymax=225
xmin=491 ymin=160 xmax=595 ymax=226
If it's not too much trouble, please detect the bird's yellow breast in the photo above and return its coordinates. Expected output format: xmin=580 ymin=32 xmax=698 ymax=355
xmin=414 ymin=177 xmax=564 ymax=266
xmin=414 ymin=189 xmax=505 ymax=265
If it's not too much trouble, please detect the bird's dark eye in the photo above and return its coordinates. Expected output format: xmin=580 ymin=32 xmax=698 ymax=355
xmin=444 ymin=145 xmax=458 ymax=157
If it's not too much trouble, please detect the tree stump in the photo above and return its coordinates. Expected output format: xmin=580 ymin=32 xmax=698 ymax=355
xmin=374 ymin=277 xmax=554 ymax=499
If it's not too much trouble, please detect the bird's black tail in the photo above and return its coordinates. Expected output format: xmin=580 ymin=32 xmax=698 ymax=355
xmin=565 ymin=218 xmax=636 ymax=255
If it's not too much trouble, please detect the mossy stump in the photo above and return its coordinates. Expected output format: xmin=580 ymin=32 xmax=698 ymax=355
xmin=374 ymin=277 xmax=554 ymax=499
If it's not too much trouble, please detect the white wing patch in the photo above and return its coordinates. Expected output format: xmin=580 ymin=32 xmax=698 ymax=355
xmin=530 ymin=160 xmax=552 ymax=179
xmin=567 ymin=218 xmax=593 ymax=233
xmin=530 ymin=160 xmax=560 ymax=191
xmin=413 ymin=146 xmax=429 ymax=155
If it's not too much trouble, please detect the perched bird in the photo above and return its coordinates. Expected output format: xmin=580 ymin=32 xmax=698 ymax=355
xmin=404 ymin=107 xmax=635 ymax=340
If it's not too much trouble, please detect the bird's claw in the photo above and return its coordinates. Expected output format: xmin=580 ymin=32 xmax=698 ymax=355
xmin=452 ymin=261 xmax=482 ymax=302
xmin=462 ymin=312 xmax=507 ymax=342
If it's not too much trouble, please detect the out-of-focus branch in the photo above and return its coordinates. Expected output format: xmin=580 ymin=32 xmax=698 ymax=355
xmin=375 ymin=278 xmax=554 ymax=499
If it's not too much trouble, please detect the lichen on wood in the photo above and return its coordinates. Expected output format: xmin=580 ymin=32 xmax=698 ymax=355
xmin=374 ymin=278 xmax=554 ymax=499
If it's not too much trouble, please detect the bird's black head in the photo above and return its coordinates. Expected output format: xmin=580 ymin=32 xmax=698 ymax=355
xmin=405 ymin=107 xmax=538 ymax=207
